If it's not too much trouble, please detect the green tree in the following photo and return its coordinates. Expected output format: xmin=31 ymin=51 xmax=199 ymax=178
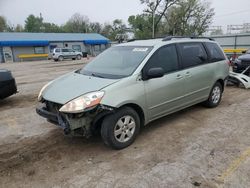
xmin=128 ymin=14 xmax=152 ymax=39
xmin=42 ymin=22 xmax=62 ymax=33
xmin=0 ymin=16 xmax=7 ymax=32
xmin=165 ymin=0 xmax=215 ymax=35
xmin=24 ymin=14 xmax=43 ymax=32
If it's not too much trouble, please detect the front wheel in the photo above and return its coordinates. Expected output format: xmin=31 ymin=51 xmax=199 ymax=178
xmin=204 ymin=82 xmax=223 ymax=108
xmin=101 ymin=107 xmax=140 ymax=150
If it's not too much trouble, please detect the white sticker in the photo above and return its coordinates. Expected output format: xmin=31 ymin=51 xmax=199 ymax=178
xmin=133 ymin=48 xmax=148 ymax=52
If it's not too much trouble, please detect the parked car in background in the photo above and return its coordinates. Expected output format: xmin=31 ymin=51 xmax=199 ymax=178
xmin=0 ymin=69 xmax=17 ymax=99
xmin=233 ymin=49 xmax=250 ymax=73
xmin=36 ymin=36 xmax=229 ymax=150
xmin=52 ymin=48 xmax=83 ymax=61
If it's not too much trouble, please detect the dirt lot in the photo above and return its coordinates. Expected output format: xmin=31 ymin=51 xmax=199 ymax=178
xmin=0 ymin=60 xmax=250 ymax=188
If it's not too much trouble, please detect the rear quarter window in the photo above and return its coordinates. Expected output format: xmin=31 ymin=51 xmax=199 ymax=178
xmin=55 ymin=49 xmax=60 ymax=53
xmin=205 ymin=42 xmax=225 ymax=62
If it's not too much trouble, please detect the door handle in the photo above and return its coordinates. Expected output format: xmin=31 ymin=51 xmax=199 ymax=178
xmin=176 ymin=74 xmax=183 ymax=80
xmin=185 ymin=71 xmax=191 ymax=77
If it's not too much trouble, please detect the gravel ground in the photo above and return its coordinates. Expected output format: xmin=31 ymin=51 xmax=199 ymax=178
xmin=0 ymin=60 xmax=250 ymax=188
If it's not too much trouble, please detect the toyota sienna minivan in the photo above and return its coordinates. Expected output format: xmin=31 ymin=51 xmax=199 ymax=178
xmin=36 ymin=36 xmax=229 ymax=149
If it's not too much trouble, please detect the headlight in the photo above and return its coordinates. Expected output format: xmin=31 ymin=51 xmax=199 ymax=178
xmin=235 ymin=59 xmax=241 ymax=63
xmin=59 ymin=91 xmax=105 ymax=113
xmin=38 ymin=82 xmax=52 ymax=101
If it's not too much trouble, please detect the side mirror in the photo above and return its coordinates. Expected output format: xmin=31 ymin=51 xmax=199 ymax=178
xmin=198 ymin=55 xmax=206 ymax=62
xmin=142 ymin=67 xmax=165 ymax=80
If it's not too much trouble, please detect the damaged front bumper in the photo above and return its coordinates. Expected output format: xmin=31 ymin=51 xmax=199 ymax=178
xmin=36 ymin=102 xmax=114 ymax=137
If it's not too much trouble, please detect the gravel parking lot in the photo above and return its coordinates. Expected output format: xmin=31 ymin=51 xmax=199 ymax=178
xmin=0 ymin=60 xmax=250 ymax=188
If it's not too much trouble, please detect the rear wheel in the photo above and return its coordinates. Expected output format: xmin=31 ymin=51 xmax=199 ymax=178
xmin=58 ymin=56 xmax=63 ymax=61
xmin=204 ymin=82 xmax=222 ymax=108
xmin=101 ymin=107 xmax=140 ymax=150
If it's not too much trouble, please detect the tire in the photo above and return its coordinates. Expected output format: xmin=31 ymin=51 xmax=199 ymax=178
xmin=204 ymin=82 xmax=223 ymax=108
xmin=58 ymin=56 xmax=63 ymax=61
xmin=101 ymin=107 xmax=140 ymax=150
xmin=54 ymin=59 xmax=58 ymax=62
xmin=76 ymin=54 xmax=81 ymax=60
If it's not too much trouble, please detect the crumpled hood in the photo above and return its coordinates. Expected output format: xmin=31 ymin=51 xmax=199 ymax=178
xmin=42 ymin=72 xmax=120 ymax=104
xmin=238 ymin=53 xmax=250 ymax=61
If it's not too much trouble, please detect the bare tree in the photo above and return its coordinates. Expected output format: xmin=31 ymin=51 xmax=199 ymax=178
xmin=140 ymin=0 xmax=179 ymax=37
xmin=64 ymin=13 xmax=90 ymax=33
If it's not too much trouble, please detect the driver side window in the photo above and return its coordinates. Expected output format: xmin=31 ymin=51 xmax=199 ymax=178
xmin=144 ymin=45 xmax=179 ymax=74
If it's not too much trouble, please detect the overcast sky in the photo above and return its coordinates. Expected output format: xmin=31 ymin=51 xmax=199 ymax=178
xmin=1 ymin=0 xmax=250 ymax=30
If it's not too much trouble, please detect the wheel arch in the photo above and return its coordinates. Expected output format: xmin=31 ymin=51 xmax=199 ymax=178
xmin=119 ymin=103 xmax=145 ymax=128
xmin=216 ymin=79 xmax=225 ymax=92
xmin=91 ymin=102 xmax=146 ymax=135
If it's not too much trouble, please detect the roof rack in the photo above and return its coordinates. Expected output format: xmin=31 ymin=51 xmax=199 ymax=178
xmin=162 ymin=36 xmax=214 ymax=41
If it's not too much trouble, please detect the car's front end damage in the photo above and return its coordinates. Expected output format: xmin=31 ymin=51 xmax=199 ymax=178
xmin=35 ymin=71 xmax=121 ymax=137
xmin=36 ymin=100 xmax=115 ymax=137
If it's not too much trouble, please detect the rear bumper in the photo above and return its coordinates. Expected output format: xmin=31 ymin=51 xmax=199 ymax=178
xmin=0 ymin=79 xmax=17 ymax=99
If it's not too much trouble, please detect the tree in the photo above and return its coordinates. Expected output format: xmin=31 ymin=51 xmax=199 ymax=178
xmin=14 ymin=24 xmax=24 ymax=32
xmin=42 ymin=22 xmax=62 ymax=33
xmin=165 ymin=0 xmax=215 ymax=35
xmin=0 ymin=16 xmax=7 ymax=32
xmin=24 ymin=14 xmax=43 ymax=32
xmin=63 ymin=13 xmax=89 ymax=33
xmin=101 ymin=23 xmax=113 ymax=39
xmin=140 ymin=0 xmax=179 ymax=37
xmin=128 ymin=14 xmax=153 ymax=39
xmin=101 ymin=20 xmax=126 ymax=40
xmin=89 ymin=22 xmax=102 ymax=33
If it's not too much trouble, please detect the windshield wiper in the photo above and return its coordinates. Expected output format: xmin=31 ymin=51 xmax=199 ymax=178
xmin=91 ymin=73 xmax=105 ymax=78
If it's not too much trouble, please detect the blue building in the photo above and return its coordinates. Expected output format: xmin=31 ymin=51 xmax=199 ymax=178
xmin=0 ymin=32 xmax=110 ymax=62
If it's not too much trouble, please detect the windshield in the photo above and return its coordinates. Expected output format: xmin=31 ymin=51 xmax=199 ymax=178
xmin=80 ymin=46 xmax=152 ymax=79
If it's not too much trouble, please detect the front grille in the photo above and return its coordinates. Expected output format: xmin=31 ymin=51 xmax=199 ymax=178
xmin=45 ymin=101 xmax=62 ymax=114
xmin=241 ymin=61 xmax=250 ymax=66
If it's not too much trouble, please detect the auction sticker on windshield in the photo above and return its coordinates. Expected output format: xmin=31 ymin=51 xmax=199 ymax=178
xmin=132 ymin=48 xmax=149 ymax=52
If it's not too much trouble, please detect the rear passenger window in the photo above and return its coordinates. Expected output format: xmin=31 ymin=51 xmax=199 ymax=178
xmin=179 ymin=43 xmax=207 ymax=68
xmin=62 ymin=49 xmax=69 ymax=52
xmin=144 ymin=45 xmax=179 ymax=74
xmin=205 ymin=42 xmax=225 ymax=62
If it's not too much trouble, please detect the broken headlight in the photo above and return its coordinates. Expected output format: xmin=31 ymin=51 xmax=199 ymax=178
xmin=59 ymin=91 xmax=105 ymax=113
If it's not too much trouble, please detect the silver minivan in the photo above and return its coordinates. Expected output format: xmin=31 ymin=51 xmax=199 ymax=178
xmin=37 ymin=37 xmax=229 ymax=149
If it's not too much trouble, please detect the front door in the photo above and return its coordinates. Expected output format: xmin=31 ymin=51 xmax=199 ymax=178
xmin=143 ymin=44 xmax=186 ymax=121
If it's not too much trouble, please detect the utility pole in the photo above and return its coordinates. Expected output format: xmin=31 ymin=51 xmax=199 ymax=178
xmin=152 ymin=7 xmax=155 ymax=38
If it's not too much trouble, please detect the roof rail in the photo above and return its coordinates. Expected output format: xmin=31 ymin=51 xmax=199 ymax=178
xmin=162 ymin=36 xmax=214 ymax=41
xmin=190 ymin=36 xmax=214 ymax=41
